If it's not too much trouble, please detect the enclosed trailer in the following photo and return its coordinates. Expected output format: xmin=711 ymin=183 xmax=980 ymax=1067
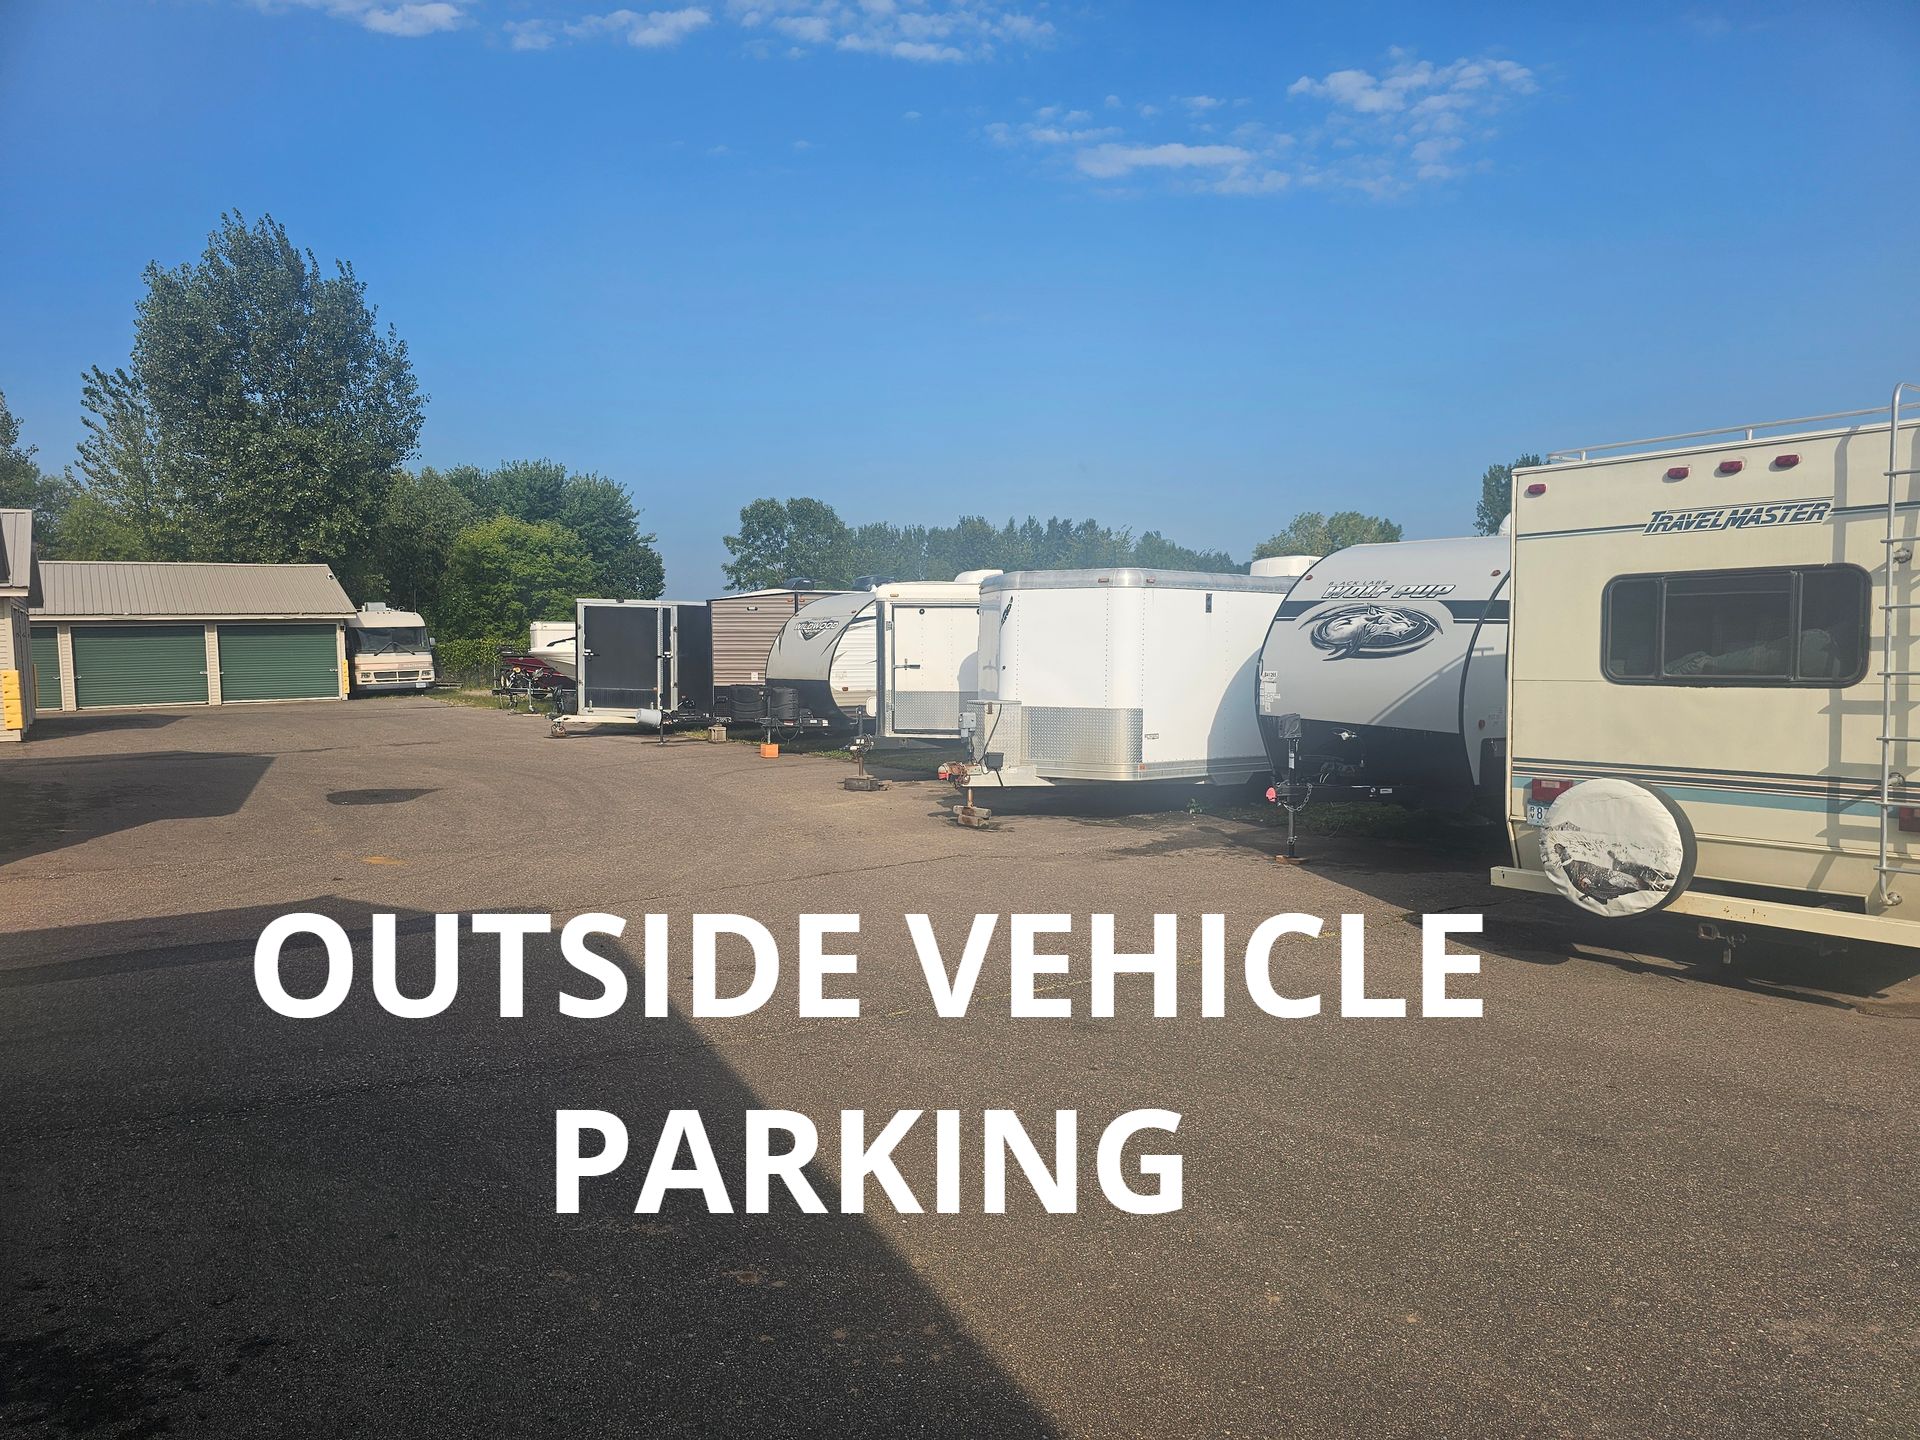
xmin=956 ymin=567 xmax=1301 ymax=789
xmin=572 ymin=598 xmax=713 ymax=728
xmin=1491 ymin=385 xmax=1920 ymax=948
xmin=873 ymin=572 xmax=1002 ymax=741
xmin=1256 ymin=535 xmax=1509 ymax=805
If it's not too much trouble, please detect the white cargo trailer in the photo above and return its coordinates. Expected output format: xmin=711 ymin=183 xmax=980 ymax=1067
xmin=873 ymin=572 xmax=1002 ymax=741
xmin=1492 ymin=384 xmax=1920 ymax=948
xmin=1256 ymin=535 xmax=1510 ymax=805
xmin=956 ymin=567 xmax=1302 ymax=789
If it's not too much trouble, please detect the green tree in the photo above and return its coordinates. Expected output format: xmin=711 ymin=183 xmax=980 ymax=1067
xmin=445 ymin=459 xmax=663 ymax=599
xmin=557 ymin=474 xmax=664 ymax=598
xmin=52 ymin=492 xmax=147 ymax=560
xmin=437 ymin=516 xmax=597 ymax=644
xmin=1253 ymin=510 xmax=1403 ymax=560
xmin=0 ymin=389 xmax=79 ymax=549
xmin=1474 ymin=453 xmax=1543 ymax=535
xmin=722 ymin=497 xmax=851 ymax=590
xmin=73 ymin=365 xmax=188 ymax=559
xmin=374 ymin=467 xmax=480 ymax=615
xmin=95 ymin=210 xmax=425 ymax=584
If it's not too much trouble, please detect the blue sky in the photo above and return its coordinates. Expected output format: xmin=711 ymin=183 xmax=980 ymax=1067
xmin=2 ymin=1 xmax=1916 ymax=593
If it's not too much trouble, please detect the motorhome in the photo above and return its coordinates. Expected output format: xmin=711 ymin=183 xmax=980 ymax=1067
xmin=1492 ymin=385 xmax=1920 ymax=948
xmin=1256 ymin=536 xmax=1509 ymax=807
xmin=569 ymin=598 xmax=713 ymax=730
xmin=956 ymin=566 xmax=1305 ymax=789
xmin=345 ymin=604 xmax=435 ymax=694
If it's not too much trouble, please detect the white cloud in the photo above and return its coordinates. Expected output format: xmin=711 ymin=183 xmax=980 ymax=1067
xmin=1075 ymin=142 xmax=1251 ymax=179
xmin=1283 ymin=50 xmax=1536 ymax=195
xmin=725 ymin=0 xmax=1050 ymax=63
xmin=567 ymin=7 xmax=713 ymax=47
xmin=258 ymin=0 xmax=466 ymax=36
xmin=504 ymin=19 xmax=554 ymax=49
xmin=988 ymin=51 xmax=1533 ymax=200
xmin=902 ymin=109 xmax=921 ymax=121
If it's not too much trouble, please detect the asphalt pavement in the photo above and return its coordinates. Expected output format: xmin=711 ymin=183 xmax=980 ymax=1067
xmin=2 ymin=699 xmax=1916 ymax=1437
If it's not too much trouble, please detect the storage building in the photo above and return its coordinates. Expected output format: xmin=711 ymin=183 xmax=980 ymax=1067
xmin=1 ymin=509 xmax=42 ymax=742
xmin=31 ymin=561 xmax=355 ymax=712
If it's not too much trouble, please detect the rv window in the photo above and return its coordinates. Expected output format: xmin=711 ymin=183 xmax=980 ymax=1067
xmin=1602 ymin=565 xmax=1869 ymax=687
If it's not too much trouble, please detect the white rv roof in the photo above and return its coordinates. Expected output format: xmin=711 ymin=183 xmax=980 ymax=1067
xmin=872 ymin=579 xmax=990 ymax=602
xmin=983 ymin=567 xmax=1295 ymax=595
xmin=348 ymin=608 xmax=426 ymax=628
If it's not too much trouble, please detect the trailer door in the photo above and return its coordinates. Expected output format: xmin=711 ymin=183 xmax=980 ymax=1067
xmin=579 ymin=604 xmax=663 ymax=715
xmin=885 ymin=601 xmax=972 ymax=738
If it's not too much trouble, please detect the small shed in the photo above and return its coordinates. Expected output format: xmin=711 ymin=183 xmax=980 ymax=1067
xmin=0 ymin=509 xmax=43 ymax=741
xmin=32 ymin=561 xmax=355 ymax=712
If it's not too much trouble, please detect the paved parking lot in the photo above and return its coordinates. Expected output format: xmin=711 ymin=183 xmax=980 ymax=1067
xmin=3 ymin=699 xmax=1917 ymax=1437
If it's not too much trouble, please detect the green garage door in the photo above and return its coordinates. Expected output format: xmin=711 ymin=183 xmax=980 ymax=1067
xmin=218 ymin=623 xmax=341 ymax=701
xmin=72 ymin=624 xmax=209 ymax=708
xmin=30 ymin=625 xmax=60 ymax=711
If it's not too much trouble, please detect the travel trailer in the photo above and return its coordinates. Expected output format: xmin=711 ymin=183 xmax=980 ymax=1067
xmin=955 ymin=567 xmax=1305 ymax=789
xmin=872 ymin=573 xmax=1002 ymax=741
xmin=1256 ymin=536 xmax=1509 ymax=806
xmin=763 ymin=590 xmax=878 ymax=733
xmin=570 ymin=598 xmax=713 ymax=729
xmin=707 ymin=588 xmax=837 ymax=716
xmin=1492 ymin=384 xmax=1920 ymax=948
xmin=345 ymin=604 xmax=435 ymax=694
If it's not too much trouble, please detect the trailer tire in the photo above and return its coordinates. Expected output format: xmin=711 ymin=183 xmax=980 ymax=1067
xmin=1538 ymin=779 xmax=1697 ymax=919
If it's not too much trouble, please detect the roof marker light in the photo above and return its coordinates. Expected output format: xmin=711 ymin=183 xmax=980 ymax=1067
xmin=1774 ymin=453 xmax=1800 ymax=468
xmin=1717 ymin=458 xmax=1744 ymax=475
xmin=1524 ymin=482 xmax=1547 ymax=497
xmin=1665 ymin=465 xmax=1689 ymax=480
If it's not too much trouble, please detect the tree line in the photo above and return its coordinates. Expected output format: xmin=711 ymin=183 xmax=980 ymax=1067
xmin=0 ymin=212 xmax=663 ymax=650
xmin=0 ymin=208 xmax=1540 ymax=657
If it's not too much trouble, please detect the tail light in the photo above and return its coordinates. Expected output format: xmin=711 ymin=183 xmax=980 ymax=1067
xmin=1774 ymin=453 xmax=1800 ymax=469
xmin=1899 ymin=806 xmax=1920 ymax=834
xmin=1265 ymin=786 xmax=1278 ymax=803
xmin=1529 ymin=777 xmax=1574 ymax=806
xmin=1716 ymin=458 xmax=1744 ymax=475
xmin=1665 ymin=466 xmax=1689 ymax=480
xmin=937 ymin=763 xmax=952 ymax=781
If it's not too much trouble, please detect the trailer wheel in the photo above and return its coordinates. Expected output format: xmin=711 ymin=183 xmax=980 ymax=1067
xmin=1537 ymin=779 xmax=1697 ymax=918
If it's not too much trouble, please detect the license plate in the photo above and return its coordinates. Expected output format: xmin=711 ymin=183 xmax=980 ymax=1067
xmin=1524 ymin=802 xmax=1552 ymax=826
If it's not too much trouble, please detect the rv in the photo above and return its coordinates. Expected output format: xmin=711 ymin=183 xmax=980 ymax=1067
xmin=570 ymin=598 xmax=713 ymax=729
xmin=1492 ymin=385 xmax=1920 ymax=947
xmin=707 ymin=588 xmax=838 ymax=717
xmin=763 ymin=590 xmax=878 ymax=733
xmin=345 ymin=604 xmax=436 ymax=694
xmin=1256 ymin=536 xmax=1509 ymax=807
xmin=956 ymin=567 xmax=1304 ymax=789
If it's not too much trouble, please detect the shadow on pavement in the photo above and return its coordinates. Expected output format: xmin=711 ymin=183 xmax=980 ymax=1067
xmin=0 ymin=912 xmax=1060 ymax=1437
xmin=21 ymin=711 xmax=184 ymax=737
xmin=0 ymin=750 xmax=274 ymax=865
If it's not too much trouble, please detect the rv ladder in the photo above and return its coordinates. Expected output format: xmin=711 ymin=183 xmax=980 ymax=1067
xmin=1876 ymin=381 xmax=1920 ymax=910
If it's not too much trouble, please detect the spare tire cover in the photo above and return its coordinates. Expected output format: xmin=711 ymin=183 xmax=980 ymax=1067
xmin=1537 ymin=779 xmax=1696 ymax=918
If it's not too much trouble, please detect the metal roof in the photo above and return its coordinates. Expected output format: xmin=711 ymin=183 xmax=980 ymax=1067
xmin=0 ymin=509 xmax=33 ymax=594
xmin=33 ymin=561 xmax=356 ymax=621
